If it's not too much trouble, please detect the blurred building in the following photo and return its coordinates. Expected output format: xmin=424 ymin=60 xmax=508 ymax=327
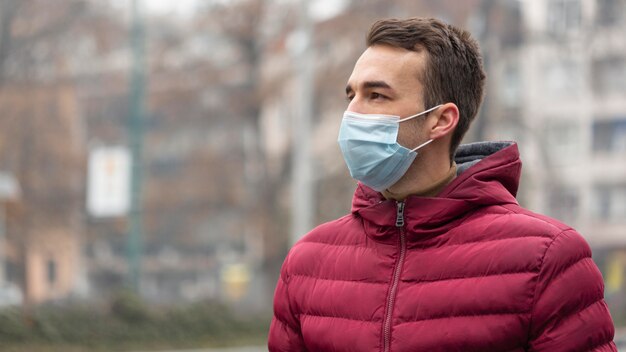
xmin=0 ymin=172 xmax=21 ymax=306
xmin=480 ymin=0 xmax=626 ymax=246
xmin=478 ymin=0 xmax=626 ymax=320
xmin=0 ymin=83 xmax=85 ymax=305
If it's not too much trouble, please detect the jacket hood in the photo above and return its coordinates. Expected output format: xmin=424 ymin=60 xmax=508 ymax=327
xmin=351 ymin=141 xmax=522 ymax=243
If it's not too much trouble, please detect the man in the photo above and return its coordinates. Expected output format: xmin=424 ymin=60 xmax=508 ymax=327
xmin=268 ymin=17 xmax=616 ymax=351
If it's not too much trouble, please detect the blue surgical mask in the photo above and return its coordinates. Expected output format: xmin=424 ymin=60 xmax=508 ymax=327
xmin=337 ymin=105 xmax=441 ymax=191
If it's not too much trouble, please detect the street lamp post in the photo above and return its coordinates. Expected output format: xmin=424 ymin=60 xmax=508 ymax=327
xmin=127 ymin=0 xmax=146 ymax=293
xmin=291 ymin=0 xmax=315 ymax=245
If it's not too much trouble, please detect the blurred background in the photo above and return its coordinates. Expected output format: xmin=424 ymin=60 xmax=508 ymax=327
xmin=0 ymin=0 xmax=624 ymax=350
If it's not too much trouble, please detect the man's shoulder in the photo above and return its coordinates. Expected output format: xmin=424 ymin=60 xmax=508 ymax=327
xmin=497 ymin=203 xmax=574 ymax=237
xmin=282 ymin=213 xmax=361 ymax=272
xmin=496 ymin=204 xmax=591 ymax=256
xmin=465 ymin=204 xmax=594 ymax=285
xmin=295 ymin=213 xmax=359 ymax=245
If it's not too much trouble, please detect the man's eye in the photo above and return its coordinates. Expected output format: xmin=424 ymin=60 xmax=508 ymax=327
xmin=346 ymin=95 xmax=354 ymax=102
xmin=370 ymin=92 xmax=385 ymax=100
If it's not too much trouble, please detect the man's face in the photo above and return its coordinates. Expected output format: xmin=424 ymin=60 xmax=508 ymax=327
xmin=345 ymin=44 xmax=429 ymax=148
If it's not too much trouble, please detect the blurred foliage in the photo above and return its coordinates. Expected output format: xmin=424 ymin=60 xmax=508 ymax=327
xmin=0 ymin=290 xmax=270 ymax=351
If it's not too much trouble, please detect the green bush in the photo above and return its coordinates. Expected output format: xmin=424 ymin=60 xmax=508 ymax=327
xmin=110 ymin=290 xmax=155 ymax=324
xmin=0 ymin=293 xmax=271 ymax=350
xmin=0 ymin=307 xmax=30 ymax=342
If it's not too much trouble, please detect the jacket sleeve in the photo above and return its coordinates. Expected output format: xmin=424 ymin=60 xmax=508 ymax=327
xmin=268 ymin=254 xmax=306 ymax=351
xmin=528 ymin=229 xmax=617 ymax=352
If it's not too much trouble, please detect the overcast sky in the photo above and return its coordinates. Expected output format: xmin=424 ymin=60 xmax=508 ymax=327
xmin=108 ymin=0 xmax=201 ymax=18
xmin=111 ymin=0 xmax=348 ymax=21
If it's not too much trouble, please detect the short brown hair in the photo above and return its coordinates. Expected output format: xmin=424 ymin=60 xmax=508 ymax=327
xmin=366 ymin=17 xmax=486 ymax=161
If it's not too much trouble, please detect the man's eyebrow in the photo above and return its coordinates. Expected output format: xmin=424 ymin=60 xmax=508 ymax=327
xmin=345 ymin=80 xmax=393 ymax=95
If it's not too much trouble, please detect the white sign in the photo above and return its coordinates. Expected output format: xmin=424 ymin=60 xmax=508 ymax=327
xmin=0 ymin=172 xmax=19 ymax=201
xmin=87 ymin=147 xmax=131 ymax=218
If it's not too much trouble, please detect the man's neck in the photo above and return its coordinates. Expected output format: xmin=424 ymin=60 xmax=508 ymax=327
xmin=382 ymin=162 xmax=457 ymax=201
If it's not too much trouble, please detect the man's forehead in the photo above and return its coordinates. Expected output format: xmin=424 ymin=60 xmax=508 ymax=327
xmin=347 ymin=45 xmax=425 ymax=91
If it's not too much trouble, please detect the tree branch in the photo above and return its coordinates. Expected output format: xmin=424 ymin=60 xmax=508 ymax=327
xmin=0 ymin=0 xmax=20 ymax=87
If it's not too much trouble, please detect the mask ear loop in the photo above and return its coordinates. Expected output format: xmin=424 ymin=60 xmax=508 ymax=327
xmin=397 ymin=104 xmax=443 ymax=123
xmin=410 ymin=139 xmax=434 ymax=152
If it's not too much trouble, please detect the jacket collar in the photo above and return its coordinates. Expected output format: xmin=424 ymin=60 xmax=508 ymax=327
xmin=351 ymin=141 xmax=521 ymax=243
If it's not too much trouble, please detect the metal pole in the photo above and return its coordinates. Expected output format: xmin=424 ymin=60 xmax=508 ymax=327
xmin=0 ymin=203 xmax=5 ymax=285
xmin=128 ymin=0 xmax=145 ymax=292
xmin=291 ymin=0 xmax=315 ymax=244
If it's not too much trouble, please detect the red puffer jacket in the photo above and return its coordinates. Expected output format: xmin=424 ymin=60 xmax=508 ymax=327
xmin=268 ymin=142 xmax=616 ymax=352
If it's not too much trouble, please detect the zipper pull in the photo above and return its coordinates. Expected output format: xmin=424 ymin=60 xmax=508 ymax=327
xmin=395 ymin=201 xmax=405 ymax=227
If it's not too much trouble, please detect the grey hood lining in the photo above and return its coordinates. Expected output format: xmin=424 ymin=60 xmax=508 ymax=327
xmin=454 ymin=141 xmax=515 ymax=175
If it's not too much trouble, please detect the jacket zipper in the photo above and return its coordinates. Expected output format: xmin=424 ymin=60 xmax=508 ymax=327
xmin=383 ymin=201 xmax=407 ymax=352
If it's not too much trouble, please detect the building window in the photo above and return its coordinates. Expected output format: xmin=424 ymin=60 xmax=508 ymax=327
xmin=545 ymin=119 xmax=580 ymax=163
xmin=546 ymin=186 xmax=580 ymax=223
xmin=547 ymin=0 xmax=582 ymax=36
xmin=494 ymin=108 xmax=525 ymax=144
xmin=501 ymin=1 xmax=524 ymax=47
xmin=501 ymin=61 xmax=522 ymax=108
xmin=543 ymin=59 xmax=583 ymax=99
xmin=47 ymin=260 xmax=57 ymax=286
xmin=593 ymin=118 xmax=626 ymax=154
xmin=596 ymin=0 xmax=625 ymax=26
xmin=592 ymin=57 xmax=626 ymax=96
xmin=593 ymin=184 xmax=626 ymax=222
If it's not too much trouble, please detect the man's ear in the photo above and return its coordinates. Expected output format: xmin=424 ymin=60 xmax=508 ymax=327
xmin=429 ymin=103 xmax=459 ymax=139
